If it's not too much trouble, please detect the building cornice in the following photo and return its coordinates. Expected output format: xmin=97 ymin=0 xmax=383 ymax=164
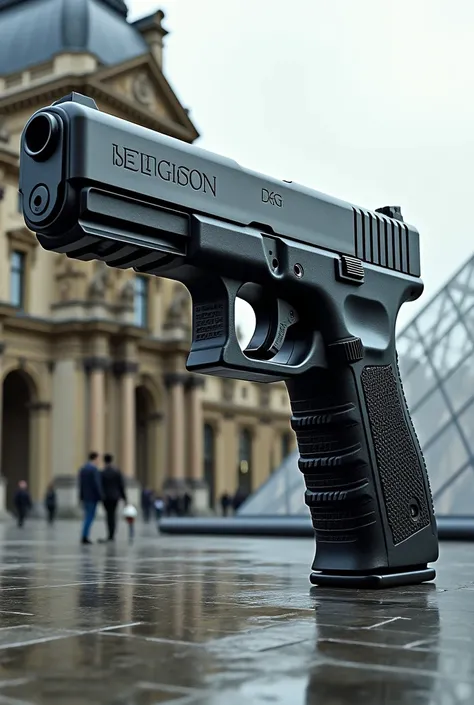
xmin=0 ymin=146 xmax=18 ymax=170
xmin=132 ymin=10 xmax=169 ymax=37
xmin=2 ymin=311 xmax=51 ymax=334
xmin=138 ymin=336 xmax=190 ymax=355
xmin=185 ymin=375 xmax=205 ymax=390
xmin=83 ymin=356 xmax=111 ymax=372
xmin=0 ymin=312 xmax=188 ymax=350
xmin=163 ymin=372 xmax=188 ymax=388
xmin=6 ymin=226 xmax=38 ymax=250
xmin=113 ymin=360 xmax=139 ymax=376
xmin=203 ymin=400 xmax=291 ymax=422
xmin=0 ymin=302 xmax=17 ymax=322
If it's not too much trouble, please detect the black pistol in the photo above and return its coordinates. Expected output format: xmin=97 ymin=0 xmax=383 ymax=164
xmin=19 ymin=93 xmax=438 ymax=588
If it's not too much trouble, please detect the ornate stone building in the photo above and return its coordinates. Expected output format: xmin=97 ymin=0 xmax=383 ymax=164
xmin=0 ymin=0 xmax=295 ymax=514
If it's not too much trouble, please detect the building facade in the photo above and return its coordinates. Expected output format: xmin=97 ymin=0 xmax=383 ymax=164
xmin=0 ymin=0 xmax=295 ymax=514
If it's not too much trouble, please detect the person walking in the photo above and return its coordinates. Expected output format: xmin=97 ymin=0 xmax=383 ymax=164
xmin=100 ymin=453 xmax=127 ymax=542
xmin=154 ymin=495 xmax=165 ymax=522
xmin=78 ymin=452 xmax=103 ymax=545
xmin=220 ymin=491 xmax=231 ymax=517
xmin=44 ymin=483 xmax=57 ymax=524
xmin=232 ymin=488 xmax=248 ymax=513
xmin=183 ymin=490 xmax=192 ymax=516
xmin=166 ymin=491 xmax=179 ymax=517
xmin=141 ymin=487 xmax=154 ymax=523
xmin=14 ymin=481 xmax=32 ymax=527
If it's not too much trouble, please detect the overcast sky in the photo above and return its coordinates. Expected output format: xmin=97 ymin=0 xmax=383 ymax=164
xmin=128 ymin=0 xmax=474 ymax=340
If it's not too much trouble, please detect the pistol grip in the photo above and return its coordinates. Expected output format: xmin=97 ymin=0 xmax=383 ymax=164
xmin=286 ymin=341 xmax=439 ymax=589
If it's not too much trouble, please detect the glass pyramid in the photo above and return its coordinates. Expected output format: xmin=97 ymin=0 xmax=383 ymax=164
xmin=239 ymin=255 xmax=474 ymax=517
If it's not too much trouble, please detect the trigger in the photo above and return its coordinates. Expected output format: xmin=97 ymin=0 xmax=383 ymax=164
xmin=245 ymin=299 xmax=298 ymax=359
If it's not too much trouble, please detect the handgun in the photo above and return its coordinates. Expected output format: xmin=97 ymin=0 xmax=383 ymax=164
xmin=19 ymin=92 xmax=438 ymax=589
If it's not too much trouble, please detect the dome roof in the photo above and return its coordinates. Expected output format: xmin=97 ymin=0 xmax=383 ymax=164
xmin=0 ymin=0 xmax=149 ymax=76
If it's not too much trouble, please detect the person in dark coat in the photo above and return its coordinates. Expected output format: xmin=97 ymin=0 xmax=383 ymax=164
xmin=14 ymin=481 xmax=32 ymax=527
xmin=220 ymin=492 xmax=231 ymax=517
xmin=100 ymin=453 xmax=127 ymax=542
xmin=232 ymin=489 xmax=248 ymax=513
xmin=183 ymin=490 xmax=192 ymax=516
xmin=78 ymin=451 xmax=103 ymax=545
xmin=44 ymin=483 xmax=57 ymax=524
xmin=141 ymin=487 xmax=154 ymax=523
xmin=166 ymin=491 xmax=179 ymax=517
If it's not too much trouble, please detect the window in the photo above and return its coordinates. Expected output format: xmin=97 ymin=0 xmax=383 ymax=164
xmin=10 ymin=250 xmax=26 ymax=308
xmin=134 ymin=276 xmax=149 ymax=327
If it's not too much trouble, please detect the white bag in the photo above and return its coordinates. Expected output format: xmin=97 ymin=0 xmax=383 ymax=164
xmin=123 ymin=504 xmax=138 ymax=519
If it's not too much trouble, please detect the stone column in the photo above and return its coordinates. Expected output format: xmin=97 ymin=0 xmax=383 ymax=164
xmin=216 ymin=413 xmax=237 ymax=501
xmin=114 ymin=361 xmax=138 ymax=478
xmin=255 ymin=416 xmax=273 ymax=489
xmin=29 ymin=402 xmax=52 ymax=512
xmin=164 ymin=373 xmax=186 ymax=486
xmin=148 ymin=412 xmax=165 ymax=491
xmin=84 ymin=357 xmax=108 ymax=456
xmin=185 ymin=375 xmax=208 ymax=513
xmin=110 ymin=358 xmax=140 ymax=509
xmin=186 ymin=376 xmax=205 ymax=481
xmin=51 ymin=357 xmax=86 ymax=519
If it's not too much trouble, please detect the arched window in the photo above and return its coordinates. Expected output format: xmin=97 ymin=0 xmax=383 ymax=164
xmin=237 ymin=428 xmax=253 ymax=495
xmin=203 ymin=423 xmax=215 ymax=507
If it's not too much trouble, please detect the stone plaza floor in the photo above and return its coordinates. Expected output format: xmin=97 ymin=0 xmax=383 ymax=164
xmin=0 ymin=520 xmax=471 ymax=705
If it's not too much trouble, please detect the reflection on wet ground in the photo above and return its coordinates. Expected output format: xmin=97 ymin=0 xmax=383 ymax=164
xmin=0 ymin=520 xmax=470 ymax=704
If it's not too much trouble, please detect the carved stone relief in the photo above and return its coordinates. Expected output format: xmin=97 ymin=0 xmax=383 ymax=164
xmin=165 ymin=284 xmax=190 ymax=327
xmin=118 ymin=278 xmax=135 ymax=308
xmin=87 ymin=261 xmax=110 ymax=301
xmin=54 ymin=255 xmax=85 ymax=303
xmin=132 ymin=72 xmax=155 ymax=108
xmin=222 ymin=378 xmax=235 ymax=403
xmin=0 ymin=119 xmax=9 ymax=143
xmin=259 ymin=385 xmax=271 ymax=409
xmin=59 ymin=280 xmax=72 ymax=302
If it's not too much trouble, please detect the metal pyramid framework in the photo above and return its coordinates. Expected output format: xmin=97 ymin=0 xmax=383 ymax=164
xmin=239 ymin=254 xmax=474 ymax=517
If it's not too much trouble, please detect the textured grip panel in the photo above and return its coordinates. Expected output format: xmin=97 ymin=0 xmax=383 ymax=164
xmin=360 ymin=365 xmax=430 ymax=545
xmin=290 ymin=396 xmax=376 ymax=544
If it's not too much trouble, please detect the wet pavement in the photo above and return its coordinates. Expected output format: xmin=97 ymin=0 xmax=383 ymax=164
xmin=0 ymin=520 xmax=471 ymax=705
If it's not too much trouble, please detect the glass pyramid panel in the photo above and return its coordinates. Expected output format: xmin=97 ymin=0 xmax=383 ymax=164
xmin=238 ymin=255 xmax=474 ymax=518
xmin=434 ymin=466 xmax=474 ymax=515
